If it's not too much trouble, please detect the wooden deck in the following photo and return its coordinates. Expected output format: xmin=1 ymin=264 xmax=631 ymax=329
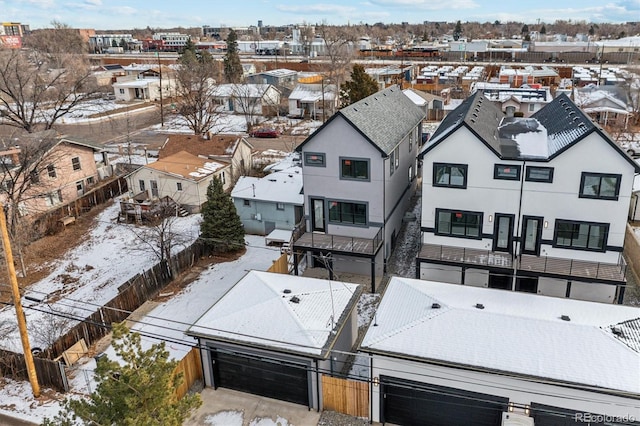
xmin=418 ymin=243 xmax=626 ymax=283
xmin=293 ymin=231 xmax=383 ymax=257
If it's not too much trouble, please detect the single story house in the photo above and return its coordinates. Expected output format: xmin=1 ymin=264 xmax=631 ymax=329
xmin=187 ymin=271 xmax=361 ymax=410
xmin=231 ymin=166 xmax=303 ymax=236
xmin=361 ymin=277 xmax=640 ymax=425
xmin=288 ymin=83 xmax=338 ymax=119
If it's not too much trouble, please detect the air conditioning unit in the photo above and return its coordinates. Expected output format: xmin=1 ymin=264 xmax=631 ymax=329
xmin=502 ymin=412 xmax=534 ymax=426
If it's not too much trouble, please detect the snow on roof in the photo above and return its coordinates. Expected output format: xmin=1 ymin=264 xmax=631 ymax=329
xmin=402 ymin=88 xmax=428 ymax=106
xmin=145 ymin=150 xmax=225 ymax=181
xmin=231 ymin=166 xmax=303 ymax=205
xmin=113 ymin=78 xmax=158 ymax=88
xmin=289 ymin=83 xmax=337 ymax=102
xmin=361 ymin=278 xmax=640 ymax=394
xmin=498 ymin=117 xmax=550 ymax=158
xmin=211 ymin=83 xmax=272 ymax=98
xmin=187 ymin=270 xmax=360 ymax=357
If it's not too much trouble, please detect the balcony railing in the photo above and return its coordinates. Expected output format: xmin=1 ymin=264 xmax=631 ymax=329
xmin=293 ymin=224 xmax=384 ymax=256
xmin=418 ymin=243 xmax=627 ymax=283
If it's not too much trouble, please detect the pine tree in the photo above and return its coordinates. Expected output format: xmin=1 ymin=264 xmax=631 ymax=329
xmin=340 ymin=64 xmax=379 ymax=107
xmin=453 ymin=21 xmax=463 ymax=41
xmin=200 ymin=176 xmax=245 ymax=252
xmin=42 ymin=323 xmax=201 ymax=425
xmin=223 ymin=29 xmax=243 ymax=83
xmin=182 ymin=37 xmax=196 ymax=55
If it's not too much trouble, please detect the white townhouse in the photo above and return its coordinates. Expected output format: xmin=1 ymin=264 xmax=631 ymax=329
xmin=292 ymin=86 xmax=425 ymax=290
xmin=417 ymin=92 xmax=640 ymax=304
xmin=361 ymin=277 xmax=640 ymax=425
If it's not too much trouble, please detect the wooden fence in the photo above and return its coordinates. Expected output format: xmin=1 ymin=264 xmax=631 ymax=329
xmin=0 ymin=349 xmax=68 ymax=391
xmin=173 ymin=347 xmax=203 ymax=400
xmin=267 ymin=253 xmax=289 ymax=274
xmin=322 ymin=375 xmax=369 ymax=418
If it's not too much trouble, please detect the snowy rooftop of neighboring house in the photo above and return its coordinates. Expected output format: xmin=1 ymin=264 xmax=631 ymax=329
xmin=211 ymin=83 xmax=273 ymax=98
xmin=573 ymin=85 xmax=631 ymax=114
xmin=402 ymin=88 xmax=444 ymax=106
xmin=361 ymin=277 xmax=640 ymax=394
xmin=481 ymin=86 xmax=552 ymax=104
xmin=145 ymin=150 xmax=226 ymax=181
xmin=231 ymin=166 xmax=303 ymax=205
xmin=258 ymin=68 xmax=298 ymax=78
xmin=289 ymin=83 xmax=337 ymax=102
xmin=187 ymin=270 xmax=361 ymax=357
xmin=113 ymin=78 xmax=159 ymax=88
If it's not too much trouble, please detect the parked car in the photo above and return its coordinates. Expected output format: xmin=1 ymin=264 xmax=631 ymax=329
xmin=621 ymin=141 xmax=640 ymax=158
xmin=250 ymin=127 xmax=279 ymax=138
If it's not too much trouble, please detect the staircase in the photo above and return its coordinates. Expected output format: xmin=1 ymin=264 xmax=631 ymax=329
xmin=176 ymin=205 xmax=190 ymax=217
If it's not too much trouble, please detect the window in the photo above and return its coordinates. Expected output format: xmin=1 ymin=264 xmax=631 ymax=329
xmin=528 ymin=104 xmax=536 ymax=112
xmin=340 ymin=158 xmax=369 ymax=181
xmin=389 ymin=151 xmax=395 ymax=176
xmin=328 ymin=201 xmax=367 ymax=225
xmin=221 ymin=172 xmax=226 ymax=185
xmin=30 ymin=170 xmax=40 ymax=183
xmin=409 ymin=134 xmax=413 ymax=152
xmin=394 ymin=147 xmax=399 ymax=169
xmin=276 ymin=202 xmax=285 ymax=210
xmin=436 ymin=209 xmax=482 ymax=239
xmin=243 ymin=199 xmax=251 ymax=206
xmin=86 ymin=176 xmax=95 ymax=185
xmin=433 ymin=163 xmax=467 ymax=188
xmin=304 ymin=152 xmax=325 ymax=167
xmin=47 ymin=164 xmax=56 ymax=178
xmin=408 ymin=165 xmax=414 ymax=182
xmin=71 ymin=157 xmax=81 ymax=171
xmin=554 ymin=220 xmax=608 ymax=251
xmin=44 ymin=190 xmax=62 ymax=207
xmin=119 ymin=89 xmax=125 ymax=94
xmin=526 ymin=166 xmax=554 ymax=183
xmin=579 ymin=172 xmax=621 ymax=200
xmin=139 ymin=180 xmax=146 ymax=192
xmin=494 ymin=164 xmax=521 ymax=180
xmin=76 ymin=180 xmax=84 ymax=195
xmin=176 ymin=182 xmax=183 ymax=191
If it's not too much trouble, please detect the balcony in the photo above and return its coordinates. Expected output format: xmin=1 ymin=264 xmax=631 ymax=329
xmin=292 ymin=221 xmax=383 ymax=257
xmin=417 ymin=243 xmax=627 ymax=283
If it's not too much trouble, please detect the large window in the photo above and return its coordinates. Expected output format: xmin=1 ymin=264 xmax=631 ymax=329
xmin=494 ymin=164 xmax=521 ymax=180
xmin=340 ymin=158 xmax=369 ymax=181
xmin=579 ymin=172 xmax=621 ymax=200
xmin=328 ymin=201 xmax=367 ymax=225
xmin=526 ymin=166 xmax=554 ymax=183
xmin=554 ymin=220 xmax=608 ymax=251
xmin=433 ymin=163 xmax=467 ymax=188
xmin=304 ymin=152 xmax=325 ymax=167
xmin=436 ymin=209 xmax=482 ymax=239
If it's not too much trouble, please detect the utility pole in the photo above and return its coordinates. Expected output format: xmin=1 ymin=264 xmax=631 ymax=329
xmin=157 ymin=51 xmax=164 ymax=127
xmin=0 ymin=205 xmax=40 ymax=397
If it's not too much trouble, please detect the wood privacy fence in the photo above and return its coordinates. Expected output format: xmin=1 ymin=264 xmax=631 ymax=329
xmin=267 ymin=253 xmax=289 ymax=274
xmin=173 ymin=347 xmax=203 ymax=400
xmin=0 ymin=349 xmax=69 ymax=392
xmin=321 ymin=375 xmax=369 ymax=418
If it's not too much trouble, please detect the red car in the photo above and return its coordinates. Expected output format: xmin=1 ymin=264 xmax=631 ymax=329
xmin=250 ymin=127 xmax=279 ymax=138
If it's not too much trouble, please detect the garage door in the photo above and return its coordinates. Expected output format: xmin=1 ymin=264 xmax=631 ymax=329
xmin=211 ymin=349 xmax=310 ymax=406
xmin=380 ymin=376 xmax=508 ymax=426
xmin=531 ymin=403 xmax=640 ymax=426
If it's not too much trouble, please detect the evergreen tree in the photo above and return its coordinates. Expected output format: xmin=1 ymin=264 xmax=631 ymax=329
xmin=453 ymin=21 xmax=463 ymax=41
xmin=223 ymin=29 xmax=243 ymax=83
xmin=182 ymin=37 xmax=196 ymax=55
xmin=200 ymin=176 xmax=245 ymax=252
xmin=521 ymin=24 xmax=529 ymax=35
xmin=540 ymin=25 xmax=547 ymax=35
xmin=42 ymin=323 xmax=201 ymax=426
xmin=340 ymin=64 xmax=379 ymax=107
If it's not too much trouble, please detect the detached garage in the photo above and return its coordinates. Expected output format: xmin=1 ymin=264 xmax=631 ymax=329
xmin=361 ymin=277 xmax=640 ymax=425
xmin=187 ymin=270 xmax=361 ymax=410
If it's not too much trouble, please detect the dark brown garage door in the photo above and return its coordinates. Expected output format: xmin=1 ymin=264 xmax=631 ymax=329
xmin=212 ymin=349 xmax=310 ymax=406
xmin=381 ymin=376 xmax=508 ymax=426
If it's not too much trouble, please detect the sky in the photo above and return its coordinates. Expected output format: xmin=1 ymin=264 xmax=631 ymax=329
xmin=2 ymin=0 xmax=640 ymax=31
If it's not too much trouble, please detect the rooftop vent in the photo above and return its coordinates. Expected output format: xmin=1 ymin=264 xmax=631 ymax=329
xmin=612 ymin=326 xmax=623 ymax=336
xmin=290 ymin=296 xmax=300 ymax=304
xmin=475 ymin=303 xmax=485 ymax=310
xmin=561 ymin=315 xmax=571 ymax=321
xmin=283 ymin=289 xmax=292 ymax=294
xmin=431 ymin=303 xmax=441 ymax=309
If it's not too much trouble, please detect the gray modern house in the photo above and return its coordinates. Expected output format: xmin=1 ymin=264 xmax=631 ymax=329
xmin=292 ymin=86 xmax=425 ymax=289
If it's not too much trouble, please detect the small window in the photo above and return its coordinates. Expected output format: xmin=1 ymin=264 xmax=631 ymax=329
xmin=433 ymin=163 xmax=467 ymax=188
xmin=408 ymin=165 xmax=414 ymax=182
xmin=528 ymin=104 xmax=535 ymax=112
xmin=304 ymin=152 xmax=325 ymax=167
xmin=139 ymin=180 xmax=146 ymax=192
xmin=526 ymin=166 xmax=554 ymax=183
xmin=389 ymin=151 xmax=395 ymax=176
xmin=30 ymin=170 xmax=40 ymax=183
xmin=276 ymin=202 xmax=285 ymax=210
xmin=119 ymin=89 xmax=125 ymax=94
xmin=243 ymin=199 xmax=251 ymax=206
xmin=76 ymin=180 xmax=84 ymax=194
xmin=394 ymin=147 xmax=399 ymax=169
xmin=579 ymin=172 xmax=621 ymax=200
xmin=436 ymin=209 xmax=483 ymax=239
xmin=494 ymin=164 xmax=521 ymax=180
xmin=340 ymin=158 xmax=369 ymax=181
xmin=554 ymin=220 xmax=608 ymax=251
xmin=86 ymin=176 xmax=94 ymax=185
xmin=72 ymin=157 xmax=81 ymax=171
xmin=176 ymin=182 xmax=183 ymax=191
xmin=221 ymin=172 xmax=226 ymax=185
xmin=47 ymin=164 xmax=56 ymax=178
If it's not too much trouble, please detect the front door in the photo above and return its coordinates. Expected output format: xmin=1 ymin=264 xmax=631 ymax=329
xmin=150 ymin=180 xmax=159 ymax=197
xmin=521 ymin=216 xmax=543 ymax=256
xmin=492 ymin=214 xmax=514 ymax=253
xmin=311 ymin=198 xmax=325 ymax=233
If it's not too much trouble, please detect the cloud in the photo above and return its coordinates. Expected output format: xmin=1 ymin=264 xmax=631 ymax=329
xmin=368 ymin=0 xmax=479 ymax=10
xmin=276 ymin=3 xmax=356 ymax=14
xmin=25 ymin=0 xmax=55 ymax=7
xmin=84 ymin=0 xmax=101 ymax=5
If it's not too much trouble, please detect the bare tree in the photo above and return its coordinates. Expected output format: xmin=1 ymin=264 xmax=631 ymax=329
xmin=23 ymin=21 xmax=88 ymax=58
xmin=232 ymin=84 xmax=280 ymax=130
xmin=28 ymin=306 xmax=76 ymax=349
xmin=128 ymin=198 xmax=192 ymax=277
xmin=175 ymin=49 xmax=228 ymax=136
xmin=317 ymin=23 xmax=357 ymax=100
xmin=0 ymin=47 xmax=99 ymax=133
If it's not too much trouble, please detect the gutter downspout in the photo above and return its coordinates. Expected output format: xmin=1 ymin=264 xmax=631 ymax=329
xmin=513 ymin=160 xmax=526 ymax=291
xmin=314 ymin=359 xmax=320 ymax=412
